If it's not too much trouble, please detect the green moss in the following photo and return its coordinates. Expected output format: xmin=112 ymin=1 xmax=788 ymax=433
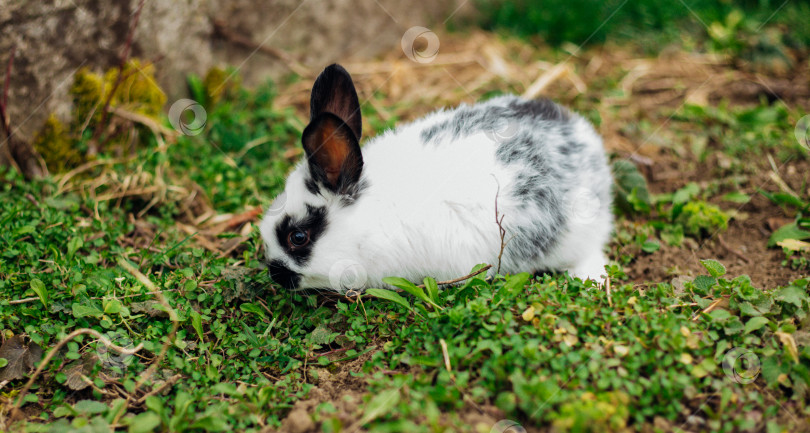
xmin=103 ymin=59 xmax=166 ymax=118
xmin=203 ymin=67 xmax=241 ymax=106
xmin=676 ymin=201 xmax=730 ymax=237
xmin=69 ymin=67 xmax=108 ymax=130
xmin=551 ymin=391 xmax=630 ymax=432
xmin=39 ymin=59 xmax=168 ymax=172
xmin=33 ymin=114 xmax=81 ymax=173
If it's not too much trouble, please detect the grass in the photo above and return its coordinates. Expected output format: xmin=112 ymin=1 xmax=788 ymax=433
xmin=2 ymin=12 xmax=810 ymax=433
xmin=475 ymin=0 xmax=810 ymax=52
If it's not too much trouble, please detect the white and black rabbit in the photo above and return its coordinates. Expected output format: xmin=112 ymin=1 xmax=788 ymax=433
xmin=260 ymin=64 xmax=613 ymax=292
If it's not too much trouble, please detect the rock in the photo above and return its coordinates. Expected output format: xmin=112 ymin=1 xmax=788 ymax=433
xmin=0 ymin=0 xmax=469 ymax=145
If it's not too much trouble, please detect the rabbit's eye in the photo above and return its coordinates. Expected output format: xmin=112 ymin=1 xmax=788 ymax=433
xmin=288 ymin=229 xmax=310 ymax=248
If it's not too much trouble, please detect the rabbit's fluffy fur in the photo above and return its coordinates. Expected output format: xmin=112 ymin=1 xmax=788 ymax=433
xmin=260 ymin=64 xmax=612 ymax=292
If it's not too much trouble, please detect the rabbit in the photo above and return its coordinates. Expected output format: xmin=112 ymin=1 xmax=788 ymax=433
xmin=259 ymin=64 xmax=613 ymax=292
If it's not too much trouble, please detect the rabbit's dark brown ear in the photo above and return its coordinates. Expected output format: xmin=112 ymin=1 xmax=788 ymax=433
xmin=309 ymin=64 xmax=362 ymax=141
xmin=302 ymin=112 xmax=363 ymax=195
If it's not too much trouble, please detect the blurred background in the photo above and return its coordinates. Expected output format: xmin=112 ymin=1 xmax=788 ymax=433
xmin=2 ymin=0 xmax=808 ymax=154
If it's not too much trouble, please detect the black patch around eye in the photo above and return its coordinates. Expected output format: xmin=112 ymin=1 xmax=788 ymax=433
xmin=274 ymin=205 xmax=328 ymax=266
xmin=268 ymin=259 xmax=301 ymax=290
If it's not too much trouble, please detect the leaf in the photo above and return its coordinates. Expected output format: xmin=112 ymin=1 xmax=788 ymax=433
xmin=240 ymin=303 xmax=266 ymax=319
xmin=777 ymin=239 xmax=810 ymax=252
xmin=361 ymin=388 xmax=400 ymax=424
xmin=744 ymin=317 xmax=770 ymax=334
xmin=64 ymin=355 xmax=98 ymax=390
xmin=423 ymin=277 xmax=439 ymax=303
xmin=72 ymin=302 xmax=104 ymax=319
xmin=67 ymin=236 xmax=83 ymax=260
xmin=30 ymin=278 xmax=49 ymax=308
xmin=672 ymin=182 xmax=700 ymax=206
xmin=189 ymin=309 xmax=204 ymax=341
xmin=103 ymin=298 xmax=123 ymax=315
xmin=365 ymin=288 xmax=411 ymax=311
xmin=129 ymin=411 xmax=162 ymax=433
xmin=0 ymin=335 xmax=43 ymax=381
xmin=522 ymin=305 xmax=535 ymax=321
xmin=775 ymin=332 xmax=799 ymax=363
xmin=382 ymin=277 xmax=441 ymax=310
xmin=190 ymin=416 xmax=229 ymax=431
xmin=641 ymin=240 xmax=660 ymax=253
xmin=499 ymin=273 xmax=532 ymax=300
xmin=768 ymin=222 xmax=810 ymax=247
xmin=700 ymin=259 xmax=726 ymax=277
xmin=721 ymin=192 xmax=751 ymax=204
xmin=775 ymin=285 xmax=809 ymax=308
xmin=612 ymin=160 xmax=651 ymax=215
xmin=707 ymin=309 xmax=731 ymax=322
xmin=308 ymin=325 xmax=336 ymax=345
xmin=73 ymin=400 xmax=108 ymax=414
xmin=693 ymin=275 xmax=717 ymax=291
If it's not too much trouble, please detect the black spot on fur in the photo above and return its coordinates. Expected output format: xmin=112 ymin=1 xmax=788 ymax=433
xmin=275 ymin=205 xmax=328 ymax=266
xmin=268 ymin=259 xmax=302 ymax=290
xmin=507 ymin=98 xmax=570 ymax=121
xmin=305 ymin=177 xmax=320 ymax=195
xmin=420 ymin=97 xmax=570 ymax=145
xmin=339 ymin=178 xmax=369 ymax=206
xmin=416 ymin=95 xmax=590 ymax=262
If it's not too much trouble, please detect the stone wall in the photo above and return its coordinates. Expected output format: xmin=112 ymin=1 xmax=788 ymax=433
xmin=0 ymin=0 xmax=470 ymax=141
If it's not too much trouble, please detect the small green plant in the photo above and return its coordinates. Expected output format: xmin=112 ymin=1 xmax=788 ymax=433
xmin=708 ymin=9 xmax=794 ymax=72
xmin=675 ymin=200 xmax=730 ymax=237
xmin=761 ymin=189 xmax=810 ymax=271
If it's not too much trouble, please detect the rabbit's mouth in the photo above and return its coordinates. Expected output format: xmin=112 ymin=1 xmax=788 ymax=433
xmin=268 ymin=259 xmax=301 ymax=290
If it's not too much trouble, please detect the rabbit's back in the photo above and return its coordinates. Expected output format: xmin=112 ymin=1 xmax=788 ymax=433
xmin=354 ymin=95 xmax=612 ymax=279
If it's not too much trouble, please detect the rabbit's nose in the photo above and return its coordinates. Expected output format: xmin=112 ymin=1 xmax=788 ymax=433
xmin=268 ymin=259 xmax=301 ymax=290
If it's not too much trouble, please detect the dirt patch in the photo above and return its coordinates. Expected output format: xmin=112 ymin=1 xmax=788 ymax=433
xmin=269 ymin=351 xmax=373 ymax=433
xmin=627 ymin=154 xmax=809 ymax=290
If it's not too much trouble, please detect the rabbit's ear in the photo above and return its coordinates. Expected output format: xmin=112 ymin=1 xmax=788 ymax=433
xmin=309 ymin=64 xmax=362 ymax=141
xmin=302 ymin=112 xmax=363 ymax=194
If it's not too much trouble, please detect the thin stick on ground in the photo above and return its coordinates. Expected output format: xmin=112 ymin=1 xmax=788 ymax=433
xmin=415 ymin=264 xmax=492 ymax=289
xmin=692 ymin=298 xmax=724 ymax=322
xmin=116 ymin=258 xmax=180 ymax=424
xmin=8 ymin=297 xmax=39 ymax=305
xmin=439 ymin=339 xmax=452 ymax=376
